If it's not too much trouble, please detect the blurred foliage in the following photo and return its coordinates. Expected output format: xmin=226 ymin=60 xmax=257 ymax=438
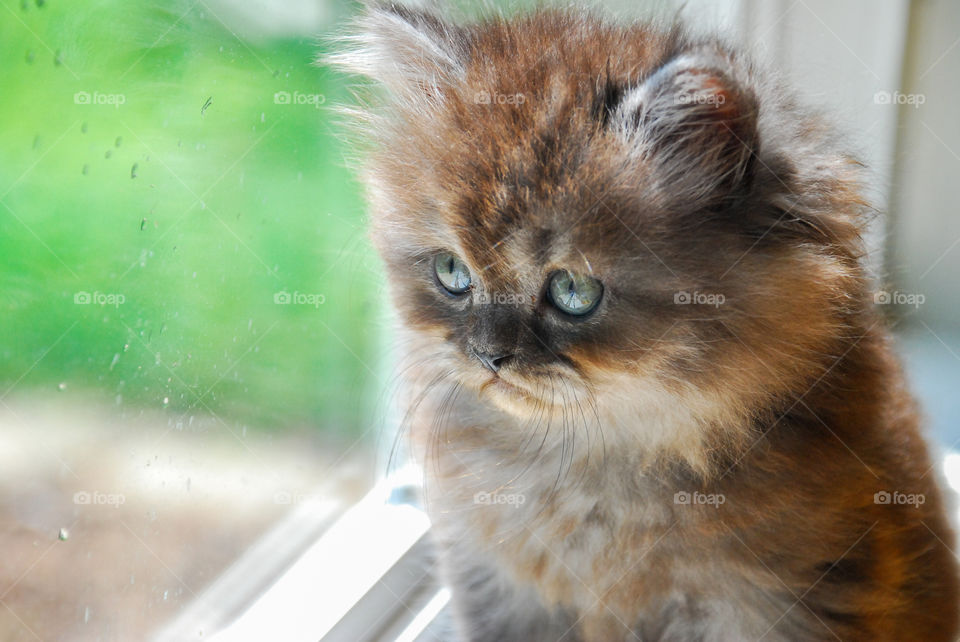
xmin=0 ymin=0 xmax=384 ymax=435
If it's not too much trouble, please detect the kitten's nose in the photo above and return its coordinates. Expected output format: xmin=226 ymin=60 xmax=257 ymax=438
xmin=473 ymin=349 xmax=514 ymax=373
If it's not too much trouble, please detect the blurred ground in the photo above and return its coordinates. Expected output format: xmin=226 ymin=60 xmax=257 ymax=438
xmin=0 ymin=396 xmax=372 ymax=642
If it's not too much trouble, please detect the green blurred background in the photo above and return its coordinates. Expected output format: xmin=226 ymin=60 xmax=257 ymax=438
xmin=0 ymin=0 xmax=384 ymax=435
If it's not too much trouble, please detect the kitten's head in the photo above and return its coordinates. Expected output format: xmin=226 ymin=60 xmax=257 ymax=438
xmin=333 ymin=6 xmax=870 ymax=468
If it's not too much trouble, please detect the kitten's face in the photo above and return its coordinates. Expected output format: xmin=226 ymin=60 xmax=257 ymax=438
xmin=342 ymin=9 xmax=865 ymax=440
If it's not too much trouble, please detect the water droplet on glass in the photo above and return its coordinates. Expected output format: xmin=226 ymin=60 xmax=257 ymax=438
xmin=162 ymin=397 xmax=169 ymax=407
xmin=105 ymin=150 xmax=112 ymax=159
xmin=25 ymin=50 xmax=34 ymax=64
xmin=81 ymin=122 xmax=87 ymax=133
xmin=81 ymin=164 xmax=89 ymax=176
xmin=163 ymin=590 xmax=169 ymax=601
xmin=83 ymin=606 xmax=90 ymax=623
xmin=58 ymin=527 xmax=69 ymax=541
xmin=131 ymin=163 xmax=138 ymax=179
xmin=115 ymin=136 xmax=122 ymax=148
xmin=57 ymin=382 xmax=66 ymax=391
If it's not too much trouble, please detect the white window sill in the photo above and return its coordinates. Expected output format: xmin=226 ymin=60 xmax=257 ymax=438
xmin=153 ymin=466 xmax=447 ymax=642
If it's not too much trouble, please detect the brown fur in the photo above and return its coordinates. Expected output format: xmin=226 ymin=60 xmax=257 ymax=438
xmin=332 ymin=5 xmax=959 ymax=640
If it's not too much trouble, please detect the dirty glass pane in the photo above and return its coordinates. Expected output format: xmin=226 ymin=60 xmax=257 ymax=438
xmin=0 ymin=1 xmax=380 ymax=639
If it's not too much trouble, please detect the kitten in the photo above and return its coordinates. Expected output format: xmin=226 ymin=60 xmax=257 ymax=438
xmin=332 ymin=4 xmax=960 ymax=640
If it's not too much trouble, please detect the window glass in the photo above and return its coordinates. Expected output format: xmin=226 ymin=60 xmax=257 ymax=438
xmin=0 ymin=1 xmax=380 ymax=639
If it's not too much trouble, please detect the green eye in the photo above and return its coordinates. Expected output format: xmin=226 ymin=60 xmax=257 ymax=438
xmin=434 ymin=252 xmax=472 ymax=294
xmin=548 ymin=270 xmax=603 ymax=316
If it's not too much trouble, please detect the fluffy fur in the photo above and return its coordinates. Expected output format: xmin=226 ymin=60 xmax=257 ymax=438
xmin=330 ymin=4 xmax=959 ymax=640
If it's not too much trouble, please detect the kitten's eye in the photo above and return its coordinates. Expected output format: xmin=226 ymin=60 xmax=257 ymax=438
xmin=434 ymin=252 xmax=472 ymax=294
xmin=548 ymin=270 xmax=603 ymax=316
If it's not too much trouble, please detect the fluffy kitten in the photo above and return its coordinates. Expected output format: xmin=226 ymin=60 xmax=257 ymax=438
xmin=332 ymin=4 xmax=959 ymax=640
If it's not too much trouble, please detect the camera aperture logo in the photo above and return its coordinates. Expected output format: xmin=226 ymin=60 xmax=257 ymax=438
xmin=74 ymin=291 xmax=125 ymax=308
xmin=674 ymin=291 xmax=725 ymax=307
xmin=74 ymin=91 xmax=126 ymax=108
xmin=273 ymin=91 xmax=325 ymax=109
xmin=674 ymin=490 xmax=725 ymax=508
xmin=474 ymin=491 xmax=525 ymax=508
xmin=874 ymin=490 xmax=924 ymax=508
xmin=73 ymin=490 xmax=125 ymax=508
xmin=274 ymin=290 xmax=325 ymax=308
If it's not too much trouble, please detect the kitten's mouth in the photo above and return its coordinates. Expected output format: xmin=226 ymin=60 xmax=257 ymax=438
xmin=480 ymin=374 xmax=528 ymax=398
xmin=474 ymin=372 xmax=539 ymax=406
xmin=478 ymin=372 xmax=558 ymax=410
xmin=470 ymin=367 xmax=593 ymax=421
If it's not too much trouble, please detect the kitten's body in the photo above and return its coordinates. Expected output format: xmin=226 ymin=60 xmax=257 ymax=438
xmin=333 ymin=6 xmax=959 ymax=640
xmin=411 ymin=325 xmax=954 ymax=641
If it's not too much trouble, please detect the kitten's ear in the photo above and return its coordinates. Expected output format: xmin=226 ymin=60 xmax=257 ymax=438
xmin=613 ymin=50 xmax=759 ymax=209
xmin=328 ymin=3 xmax=467 ymax=103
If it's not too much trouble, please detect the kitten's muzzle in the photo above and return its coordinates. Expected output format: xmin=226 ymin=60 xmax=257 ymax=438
xmin=471 ymin=348 xmax=515 ymax=373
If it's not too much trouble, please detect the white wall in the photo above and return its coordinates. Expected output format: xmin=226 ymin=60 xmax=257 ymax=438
xmin=889 ymin=0 xmax=960 ymax=331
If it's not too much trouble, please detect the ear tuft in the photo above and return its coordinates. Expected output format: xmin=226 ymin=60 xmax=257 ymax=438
xmin=326 ymin=3 xmax=466 ymax=104
xmin=613 ymin=50 xmax=759 ymax=209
